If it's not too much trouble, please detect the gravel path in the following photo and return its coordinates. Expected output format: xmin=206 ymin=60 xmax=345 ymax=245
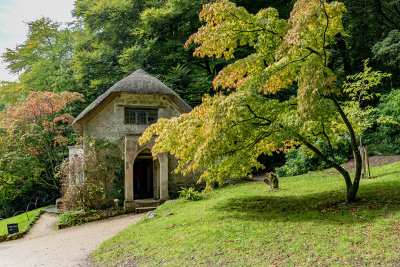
xmin=0 ymin=212 xmax=143 ymax=267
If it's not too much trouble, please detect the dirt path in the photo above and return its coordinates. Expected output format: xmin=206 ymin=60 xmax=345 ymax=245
xmin=252 ymin=155 xmax=400 ymax=180
xmin=0 ymin=213 xmax=143 ymax=267
xmin=341 ymin=155 xmax=400 ymax=172
xmin=24 ymin=213 xmax=59 ymax=239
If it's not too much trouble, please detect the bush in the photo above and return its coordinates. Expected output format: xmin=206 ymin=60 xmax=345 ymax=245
xmin=364 ymin=90 xmax=400 ymax=155
xmin=58 ymin=210 xmax=85 ymax=226
xmin=276 ymin=137 xmax=351 ymax=177
xmin=276 ymin=148 xmax=314 ymax=177
xmin=0 ymin=180 xmax=57 ymax=218
xmin=178 ymin=187 xmax=203 ymax=201
xmin=57 ymin=138 xmax=124 ymax=211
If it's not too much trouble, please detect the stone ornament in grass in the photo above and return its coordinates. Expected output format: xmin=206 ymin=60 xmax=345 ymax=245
xmin=264 ymin=172 xmax=279 ymax=190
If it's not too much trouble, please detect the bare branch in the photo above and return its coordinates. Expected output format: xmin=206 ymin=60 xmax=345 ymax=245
xmin=245 ymin=104 xmax=273 ymax=123
xmin=321 ymin=122 xmax=338 ymax=164
xmin=296 ymin=132 xmax=352 ymax=190
xmin=320 ymin=0 xmax=329 ymax=67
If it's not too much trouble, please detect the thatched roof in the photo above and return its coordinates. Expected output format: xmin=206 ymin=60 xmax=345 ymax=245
xmin=73 ymin=69 xmax=192 ymax=125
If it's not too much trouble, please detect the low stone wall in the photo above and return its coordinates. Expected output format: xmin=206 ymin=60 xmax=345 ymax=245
xmin=57 ymin=209 xmax=126 ymax=230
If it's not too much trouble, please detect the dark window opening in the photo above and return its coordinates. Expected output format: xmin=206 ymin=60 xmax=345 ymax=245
xmin=125 ymin=108 xmax=158 ymax=125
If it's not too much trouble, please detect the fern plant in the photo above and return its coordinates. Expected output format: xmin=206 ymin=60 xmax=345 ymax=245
xmin=178 ymin=187 xmax=203 ymax=201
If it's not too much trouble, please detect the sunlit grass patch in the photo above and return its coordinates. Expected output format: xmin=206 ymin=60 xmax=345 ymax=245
xmin=0 ymin=207 xmax=45 ymax=236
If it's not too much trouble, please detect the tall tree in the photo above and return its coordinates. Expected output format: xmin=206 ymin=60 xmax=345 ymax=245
xmin=72 ymin=0 xmax=147 ymax=102
xmin=338 ymin=0 xmax=400 ymax=82
xmin=141 ymin=0 xmax=372 ymax=202
xmin=72 ymin=0 xmax=295 ymax=106
xmin=2 ymin=17 xmax=77 ymax=95
xmin=118 ymin=0 xmax=216 ymax=105
xmin=0 ymin=91 xmax=83 ymax=217
xmin=0 ymin=81 xmax=29 ymax=108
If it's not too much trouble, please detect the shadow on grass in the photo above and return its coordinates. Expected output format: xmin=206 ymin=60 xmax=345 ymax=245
xmin=373 ymin=169 xmax=400 ymax=179
xmin=214 ymin=181 xmax=400 ymax=225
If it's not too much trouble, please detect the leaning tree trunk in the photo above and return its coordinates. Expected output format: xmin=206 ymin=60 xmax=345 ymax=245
xmin=294 ymin=98 xmax=363 ymax=202
xmin=332 ymin=97 xmax=362 ymax=202
xmin=299 ymin=134 xmax=361 ymax=202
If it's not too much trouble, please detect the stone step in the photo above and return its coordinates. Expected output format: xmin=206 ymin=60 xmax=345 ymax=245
xmin=134 ymin=199 xmax=160 ymax=208
xmin=135 ymin=207 xmax=157 ymax=214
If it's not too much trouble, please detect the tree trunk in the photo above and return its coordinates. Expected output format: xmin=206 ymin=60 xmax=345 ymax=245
xmin=358 ymin=144 xmax=371 ymax=179
xmin=332 ymin=96 xmax=363 ymax=202
xmin=336 ymin=35 xmax=352 ymax=76
xmin=294 ymin=97 xmax=363 ymax=202
xmin=298 ymin=136 xmax=354 ymax=199
xmin=366 ymin=145 xmax=371 ymax=178
xmin=360 ymin=145 xmax=366 ymax=178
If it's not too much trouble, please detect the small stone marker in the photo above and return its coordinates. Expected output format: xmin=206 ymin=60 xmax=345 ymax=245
xmin=7 ymin=223 xmax=19 ymax=235
xmin=56 ymin=198 xmax=64 ymax=210
xmin=148 ymin=211 xmax=157 ymax=218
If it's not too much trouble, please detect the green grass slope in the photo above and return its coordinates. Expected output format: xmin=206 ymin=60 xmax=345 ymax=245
xmin=93 ymin=163 xmax=400 ymax=266
xmin=0 ymin=207 xmax=44 ymax=235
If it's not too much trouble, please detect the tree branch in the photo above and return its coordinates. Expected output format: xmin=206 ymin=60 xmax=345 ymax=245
xmin=320 ymin=0 xmax=329 ymax=67
xmin=321 ymin=122 xmax=338 ymax=164
xmin=374 ymin=0 xmax=400 ymax=29
xmin=330 ymin=94 xmax=362 ymax=197
xmin=223 ymin=131 xmax=272 ymax=156
xmin=245 ymin=104 xmax=272 ymax=123
xmin=296 ymin=132 xmax=352 ymax=190
xmin=227 ymin=12 xmax=281 ymax=37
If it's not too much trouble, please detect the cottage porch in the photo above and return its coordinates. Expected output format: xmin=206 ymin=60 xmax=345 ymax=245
xmin=123 ymin=135 xmax=168 ymax=212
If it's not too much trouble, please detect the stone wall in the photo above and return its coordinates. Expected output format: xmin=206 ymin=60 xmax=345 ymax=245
xmin=82 ymin=93 xmax=180 ymax=143
xmin=67 ymin=146 xmax=84 ymax=183
xmin=167 ymin=155 xmax=203 ymax=194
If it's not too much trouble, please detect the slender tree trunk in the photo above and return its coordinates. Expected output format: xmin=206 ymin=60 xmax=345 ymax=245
xmin=297 ymin=136 xmax=353 ymax=193
xmin=300 ymin=134 xmax=360 ymax=202
xmin=360 ymin=146 xmax=366 ymax=179
xmin=291 ymin=97 xmax=363 ymax=202
xmin=331 ymin=97 xmax=362 ymax=201
xmin=336 ymin=34 xmax=352 ymax=76
xmin=366 ymin=145 xmax=371 ymax=178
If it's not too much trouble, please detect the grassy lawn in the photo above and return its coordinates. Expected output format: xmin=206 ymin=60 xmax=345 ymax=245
xmin=93 ymin=162 xmax=400 ymax=266
xmin=0 ymin=207 xmax=44 ymax=235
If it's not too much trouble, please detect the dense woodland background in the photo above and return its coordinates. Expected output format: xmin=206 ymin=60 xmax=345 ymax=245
xmin=1 ymin=0 xmax=400 ymax=217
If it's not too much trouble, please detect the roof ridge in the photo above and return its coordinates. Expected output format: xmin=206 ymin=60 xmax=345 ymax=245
xmin=73 ymin=69 xmax=192 ymax=125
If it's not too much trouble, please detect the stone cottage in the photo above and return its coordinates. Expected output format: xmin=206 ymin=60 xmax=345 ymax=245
xmin=71 ymin=69 xmax=197 ymax=212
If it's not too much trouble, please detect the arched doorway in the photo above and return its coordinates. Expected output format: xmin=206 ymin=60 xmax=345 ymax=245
xmin=124 ymin=135 xmax=169 ymax=211
xmin=134 ymin=149 xmax=155 ymax=199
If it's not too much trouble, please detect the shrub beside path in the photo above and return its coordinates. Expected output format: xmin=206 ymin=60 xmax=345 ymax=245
xmin=0 ymin=212 xmax=143 ymax=266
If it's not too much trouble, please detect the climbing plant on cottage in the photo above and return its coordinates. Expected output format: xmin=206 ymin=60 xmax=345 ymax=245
xmin=57 ymin=138 xmax=124 ymax=211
